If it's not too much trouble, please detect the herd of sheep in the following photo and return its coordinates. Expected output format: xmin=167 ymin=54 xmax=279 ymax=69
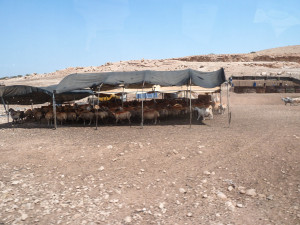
xmin=6 ymin=97 xmax=227 ymax=126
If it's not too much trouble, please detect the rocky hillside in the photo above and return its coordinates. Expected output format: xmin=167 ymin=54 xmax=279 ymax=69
xmin=2 ymin=45 xmax=300 ymax=87
xmin=173 ymin=45 xmax=300 ymax=63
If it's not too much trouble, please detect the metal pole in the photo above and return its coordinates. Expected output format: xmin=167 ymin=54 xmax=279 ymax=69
xmin=7 ymin=102 xmax=10 ymax=123
xmin=220 ymin=85 xmax=222 ymax=105
xmin=53 ymin=91 xmax=57 ymax=129
xmin=189 ymin=78 xmax=192 ymax=128
xmin=95 ymin=84 xmax=102 ymax=130
xmin=122 ymin=86 xmax=125 ymax=108
xmin=1 ymin=97 xmax=9 ymax=123
xmin=227 ymin=82 xmax=231 ymax=127
xmin=141 ymin=82 xmax=145 ymax=128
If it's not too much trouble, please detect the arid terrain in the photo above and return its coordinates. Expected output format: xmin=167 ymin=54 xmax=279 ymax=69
xmin=0 ymin=46 xmax=300 ymax=225
xmin=0 ymin=93 xmax=300 ymax=225
xmin=1 ymin=45 xmax=300 ymax=87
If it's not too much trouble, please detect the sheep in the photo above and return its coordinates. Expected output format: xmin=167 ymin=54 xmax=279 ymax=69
xmin=76 ymin=111 xmax=94 ymax=125
xmin=112 ymin=111 xmax=131 ymax=125
xmin=45 ymin=111 xmax=54 ymax=126
xmin=143 ymin=109 xmax=160 ymax=124
xmin=56 ymin=112 xmax=67 ymax=125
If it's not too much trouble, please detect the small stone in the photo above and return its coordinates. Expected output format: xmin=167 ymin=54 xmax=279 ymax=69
xmin=159 ymin=202 xmax=165 ymax=209
xmin=266 ymin=195 xmax=273 ymax=200
xmin=237 ymin=203 xmax=243 ymax=208
xmin=98 ymin=166 xmax=104 ymax=171
xmin=187 ymin=212 xmax=193 ymax=217
xmin=173 ymin=149 xmax=178 ymax=154
xmin=258 ymin=194 xmax=266 ymax=199
xmin=124 ymin=216 xmax=132 ymax=223
xmin=198 ymin=145 xmax=205 ymax=149
xmin=21 ymin=213 xmax=28 ymax=221
xmin=225 ymin=201 xmax=235 ymax=211
xmin=73 ymin=213 xmax=81 ymax=219
xmin=246 ymin=189 xmax=257 ymax=197
xmin=179 ymin=188 xmax=187 ymax=194
xmin=107 ymin=145 xmax=113 ymax=149
xmin=228 ymin=186 xmax=234 ymax=192
xmin=203 ymin=171 xmax=211 ymax=175
xmin=202 ymin=194 xmax=208 ymax=198
xmin=11 ymin=180 xmax=21 ymax=185
xmin=217 ymin=192 xmax=227 ymax=200
xmin=238 ymin=186 xmax=246 ymax=194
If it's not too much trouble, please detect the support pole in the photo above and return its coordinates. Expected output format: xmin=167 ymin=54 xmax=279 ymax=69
xmin=189 ymin=78 xmax=192 ymax=129
xmin=122 ymin=85 xmax=125 ymax=108
xmin=7 ymin=102 xmax=10 ymax=123
xmin=227 ymin=82 xmax=231 ymax=127
xmin=220 ymin=85 xmax=222 ymax=105
xmin=52 ymin=91 xmax=57 ymax=129
xmin=141 ymin=82 xmax=145 ymax=128
xmin=1 ymin=97 xmax=9 ymax=123
xmin=95 ymin=84 xmax=102 ymax=130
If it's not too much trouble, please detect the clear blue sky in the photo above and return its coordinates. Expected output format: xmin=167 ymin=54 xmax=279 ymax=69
xmin=0 ymin=0 xmax=299 ymax=77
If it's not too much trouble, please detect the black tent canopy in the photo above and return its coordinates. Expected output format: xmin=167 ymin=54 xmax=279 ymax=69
xmin=0 ymin=85 xmax=93 ymax=105
xmin=55 ymin=68 xmax=226 ymax=93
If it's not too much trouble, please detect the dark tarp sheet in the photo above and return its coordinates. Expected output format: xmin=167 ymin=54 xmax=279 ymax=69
xmin=0 ymin=85 xmax=93 ymax=105
xmin=55 ymin=68 xmax=225 ymax=93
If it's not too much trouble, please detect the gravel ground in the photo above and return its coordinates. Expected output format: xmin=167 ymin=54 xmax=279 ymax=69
xmin=0 ymin=93 xmax=300 ymax=225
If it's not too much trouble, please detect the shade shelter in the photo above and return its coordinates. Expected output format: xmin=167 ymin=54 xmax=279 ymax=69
xmin=52 ymin=68 xmax=226 ymax=129
xmin=54 ymin=68 xmax=226 ymax=93
xmin=0 ymin=84 xmax=93 ymax=123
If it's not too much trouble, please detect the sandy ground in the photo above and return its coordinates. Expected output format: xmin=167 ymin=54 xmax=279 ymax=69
xmin=0 ymin=93 xmax=299 ymax=225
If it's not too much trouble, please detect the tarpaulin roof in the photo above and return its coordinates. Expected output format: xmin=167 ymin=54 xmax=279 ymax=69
xmin=0 ymin=85 xmax=93 ymax=105
xmin=55 ymin=68 xmax=226 ymax=94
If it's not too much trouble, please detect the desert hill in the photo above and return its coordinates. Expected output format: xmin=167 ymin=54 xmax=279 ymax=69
xmin=2 ymin=45 xmax=300 ymax=87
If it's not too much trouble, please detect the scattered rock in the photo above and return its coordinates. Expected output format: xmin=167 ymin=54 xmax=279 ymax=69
xmin=237 ymin=203 xmax=243 ymax=208
xmin=225 ymin=201 xmax=235 ymax=211
xmin=179 ymin=188 xmax=187 ymax=194
xmin=203 ymin=171 xmax=211 ymax=175
xmin=246 ymin=189 xmax=257 ymax=197
xmin=267 ymin=195 xmax=273 ymax=200
xmin=228 ymin=186 xmax=234 ymax=192
xmin=258 ymin=194 xmax=266 ymax=200
xmin=217 ymin=192 xmax=227 ymax=200
xmin=238 ymin=186 xmax=246 ymax=194
xmin=187 ymin=212 xmax=193 ymax=217
xmin=98 ymin=166 xmax=105 ymax=171
xmin=107 ymin=145 xmax=113 ymax=149
xmin=21 ymin=213 xmax=28 ymax=221
xmin=124 ymin=216 xmax=132 ymax=223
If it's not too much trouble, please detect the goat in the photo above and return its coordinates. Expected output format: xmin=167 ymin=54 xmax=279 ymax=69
xmin=194 ymin=106 xmax=213 ymax=121
xmin=282 ymin=97 xmax=300 ymax=106
xmin=218 ymin=103 xmax=227 ymax=114
xmin=8 ymin=108 xmax=23 ymax=123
